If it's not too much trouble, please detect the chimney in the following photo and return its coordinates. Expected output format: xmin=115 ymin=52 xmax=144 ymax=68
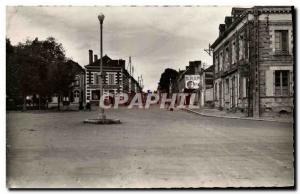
xmin=219 ymin=24 xmax=226 ymax=36
xmin=89 ymin=50 xmax=93 ymax=65
xmin=94 ymin=54 xmax=98 ymax=62
xmin=225 ymin=16 xmax=233 ymax=29
xmin=119 ymin=59 xmax=125 ymax=69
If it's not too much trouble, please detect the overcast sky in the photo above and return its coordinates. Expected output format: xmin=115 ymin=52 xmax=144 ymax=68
xmin=6 ymin=6 xmax=232 ymax=91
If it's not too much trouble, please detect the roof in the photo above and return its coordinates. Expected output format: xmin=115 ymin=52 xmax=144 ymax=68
xmin=204 ymin=65 xmax=214 ymax=72
xmin=211 ymin=6 xmax=293 ymax=49
xmin=66 ymin=60 xmax=85 ymax=74
xmin=85 ymin=55 xmax=125 ymax=68
xmin=85 ymin=54 xmax=142 ymax=90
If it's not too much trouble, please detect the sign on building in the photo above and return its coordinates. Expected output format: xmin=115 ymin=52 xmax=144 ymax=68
xmin=185 ymin=75 xmax=200 ymax=89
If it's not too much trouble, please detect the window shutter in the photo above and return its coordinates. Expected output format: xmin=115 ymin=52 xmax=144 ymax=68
xmin=265 ymin=70 xmax=274 ymax=96
xmin=243 ymin=77 xmax=247 ymax=98
xmin=273 ymin=71 xmax=275 ymax=96
xmin=282 ymin=31 xmax=288 ymax=51
xmin=93 ymin=73 xmax=97 ymax=84
xmin=290 ymin=71 xmax=293 ymax=96
xmin=275 ymin=31 xmax=280 ymax=50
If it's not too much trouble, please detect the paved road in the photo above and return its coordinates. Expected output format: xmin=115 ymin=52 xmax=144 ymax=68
xmin=6 ymin=106 xmax=294 ymax=188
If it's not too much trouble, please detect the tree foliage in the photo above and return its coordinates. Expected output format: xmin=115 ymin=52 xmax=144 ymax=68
xmin=158 ymin=68 xmax=178 ymax=93
xmin=6 ymin=37 xmax=78 ymax=110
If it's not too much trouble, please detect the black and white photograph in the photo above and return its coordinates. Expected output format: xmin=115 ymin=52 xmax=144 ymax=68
xmin=5 ymin=4 xmax=295 ymax=189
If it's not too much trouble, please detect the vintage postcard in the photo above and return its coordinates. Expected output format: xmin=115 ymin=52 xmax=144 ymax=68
xmin=6 ymin=5 xmax=294 ymax=188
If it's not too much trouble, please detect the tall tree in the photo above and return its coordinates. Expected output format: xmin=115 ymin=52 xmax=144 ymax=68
xmin=158 ymin=68 xmax=179 ymax=94
xmin=51 ymin=59 xmax=78 ymax=110
xmin=6 ymin=37 xmax=78 ymax=111
xmin=6 ymin=38 xmax=22 ymax=109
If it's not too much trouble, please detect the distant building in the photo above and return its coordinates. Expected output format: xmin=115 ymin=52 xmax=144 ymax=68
xmin=211 ymin=6 xmax=294 ymax=117
xmin=49 ymin=60 xmax=85 ymax=108
xmin=84 ymin=50 xmax=142 ymax=105
xmin=70 ymin=62 xmax=86 ymax=105
xmin=176 ymin=61 xmax=202 ymax=105
xmin=199 ymin=65 xmax=214 ymax=107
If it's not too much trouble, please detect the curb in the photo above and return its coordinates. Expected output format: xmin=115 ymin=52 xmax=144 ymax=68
xmin=182 ymin=108 xmax=293 ymax=123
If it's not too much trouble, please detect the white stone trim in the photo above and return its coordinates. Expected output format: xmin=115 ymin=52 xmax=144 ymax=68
xmin=259 ymin=14 xmax=292 ymax=21
xmin=269 ymin=66 xmax=293 ymax=71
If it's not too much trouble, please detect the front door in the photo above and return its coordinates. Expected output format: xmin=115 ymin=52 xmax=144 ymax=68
xmin=74 ymin=90 xmax=80 ymax=103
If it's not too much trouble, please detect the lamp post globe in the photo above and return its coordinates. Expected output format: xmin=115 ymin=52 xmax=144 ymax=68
xmin=98 ymin=13 xmax=105 ymax=24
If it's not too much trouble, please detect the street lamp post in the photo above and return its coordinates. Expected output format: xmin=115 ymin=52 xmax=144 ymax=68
xmin=98 ymin=13 xmax=106 ymax=120
xmin=83 ymin=13 xmax=120 ymax=124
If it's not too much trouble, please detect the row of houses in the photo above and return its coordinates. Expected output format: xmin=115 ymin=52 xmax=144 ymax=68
xmin=85 ymin=50 xmax=142 ymax=105
xmin=50 ymin=50 xmax=143 ymax=108
xmin=169 ymin=6 xmax=294 ymax=117
xmin=212 ymin=6 xmax=294 ymax=117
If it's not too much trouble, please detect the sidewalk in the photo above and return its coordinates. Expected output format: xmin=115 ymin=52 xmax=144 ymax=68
xmin=182 ymin=107 xmax=293 ymax=123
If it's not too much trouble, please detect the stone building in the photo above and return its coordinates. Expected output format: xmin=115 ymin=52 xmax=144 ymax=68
xmin=176 ymin=61 xmax=213 ymax=106
xmin=49 ymin=60 xmax=85 ymax=109
xmin=68 ymin=61 xmax=86 ymax=106
xmin=211 ymin=6 xmax=294 ymax=117
xmin=85 ymin=50 xmax=142 ymax=105
xmin=199 ymin=65 xmax=214 ymax=107
xmin=177 ymin=61 xmax=201 ymax=93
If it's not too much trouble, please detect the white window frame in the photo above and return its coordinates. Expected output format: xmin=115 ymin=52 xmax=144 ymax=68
xmin=274 ymin=70 xmax=290 ymax=96
xmin=270 ymin=26 xmax=293 ymax=55
xmin=107 ymin=72 xmax=117 ymax=85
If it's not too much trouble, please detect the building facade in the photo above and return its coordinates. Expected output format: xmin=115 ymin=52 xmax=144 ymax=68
xmin=85 ymin=50 xmax=142 ymax=104
xmin=176 ymin=61 xmax=213 ymax=106
xmin=49 ymin=60 xmax=85 ymax=109
xmin=199 ymin=65 xmax=214 ymax=107
xmin=70 ymin=63 xmax=86 ymax=105
xmin=211 ymin=6 xmax=294 ymax=117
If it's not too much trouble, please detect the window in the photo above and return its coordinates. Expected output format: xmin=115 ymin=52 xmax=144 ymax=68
xmin=275 ymin=30 xmax=288 ymax=54
xmin=74 ymin=90 xmax=80 ymax=98
xmin=92 ymin=90 xmax=100 ymax=100
xmin=225 ymin=79 xmax=229 ymax=94
xmin=219 ymin=52 xmax=223 ymax=71
xmin=214 ymin=83 xmax=218 ymax=100
xmin=232 ymin=41 xmax=236 ymax=64
xmin=275 ymin=70 xmax=289 ymax=96
xmin=107 ymin=73 xmax=116 ymax=85
xmin=215 ymin=55 xmax=219 ymax=73
xmin=224 ymin=47 xmax=229 ymax=70
xmin=239 ymin=34 xmax=245 ymax=60
xmin=94 ymin=73 xmax=99 ymax=84
xmin=242 ymin=77 xmax=248 ymax=98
